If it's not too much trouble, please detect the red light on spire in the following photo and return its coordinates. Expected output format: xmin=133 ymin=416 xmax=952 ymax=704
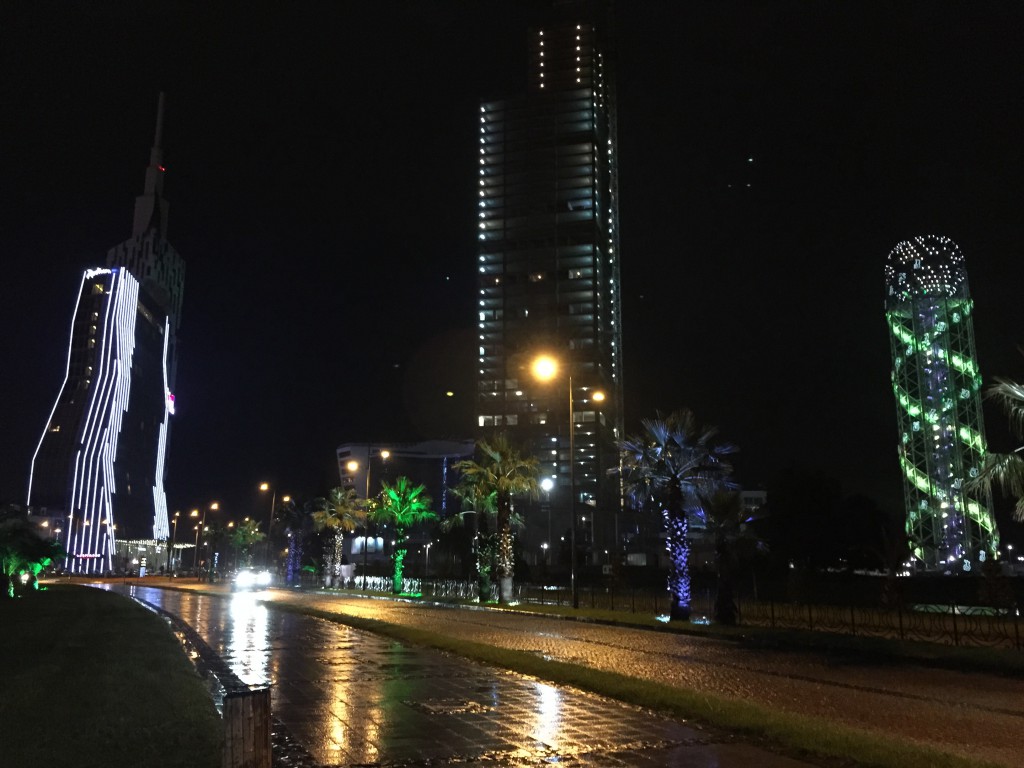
xmin=158 ymin=165 xmax=166 ymax=172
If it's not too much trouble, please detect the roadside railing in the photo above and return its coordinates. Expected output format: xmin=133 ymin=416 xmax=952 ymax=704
xmin=730 ymin=596 xmax=1022 ymax=650
xmin=312 ymin=573 xmax=1022 ymax=651
xmin=409 ymin=578 xmax=1024 ymax=651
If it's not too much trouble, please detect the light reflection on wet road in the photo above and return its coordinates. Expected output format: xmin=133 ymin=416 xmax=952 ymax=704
xmin=119 ymin=585 xmax=817 ymax=767
xmin=276 ymin=589 xmax=1024 ymax=767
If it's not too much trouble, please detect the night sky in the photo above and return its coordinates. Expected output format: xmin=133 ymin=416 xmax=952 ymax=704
xmin=3 ymin=2 xmax=1022 ymax=538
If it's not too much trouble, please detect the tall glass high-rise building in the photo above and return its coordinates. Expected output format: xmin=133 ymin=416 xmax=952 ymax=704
xmin=475 ymin=5 xmax=623 ymax=560
xmin=28 ymin=95 xmax=185 ymax=573
xmin=885 ymin=235 xmax=998 ymax=573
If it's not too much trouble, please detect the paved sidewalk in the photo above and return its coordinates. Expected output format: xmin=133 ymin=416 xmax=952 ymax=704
xmin=116 ymin=581 xmax=823 ymax=767
xmin=148 ymin=579 xmax=1022 ymax=767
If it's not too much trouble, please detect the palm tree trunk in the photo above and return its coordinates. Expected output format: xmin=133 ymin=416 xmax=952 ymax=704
xmin=392 ymin=548 xmax=405 ymax=593
xmin=664 ymin=483 xmax=691 ymax=621
xmin=496 ymin=496 xmax=513 ymax=604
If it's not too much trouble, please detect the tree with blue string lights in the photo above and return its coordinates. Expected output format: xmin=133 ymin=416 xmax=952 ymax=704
xmin=618 ymin=410 xmax=737 ymax=622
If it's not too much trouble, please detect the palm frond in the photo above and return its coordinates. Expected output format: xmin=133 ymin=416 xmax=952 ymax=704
xmin=987 ymin=377 xmax=1024 ymax=438
xmin=972 ymin=451 xmax=1024 ymax=522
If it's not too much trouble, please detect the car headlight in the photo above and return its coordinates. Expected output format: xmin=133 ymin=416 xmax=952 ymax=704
xmin=235 ymin=571 xmax=256 ymax=587
xmin=256 ymin=570 xmax=271 ymax=586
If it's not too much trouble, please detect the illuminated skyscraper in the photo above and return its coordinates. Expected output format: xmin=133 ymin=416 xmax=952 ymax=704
xmin=28 ymin=95 xmax=184 ymax=573
xmin=885 ymin=235 xmax=998 ymax=573
xmin=475 ymin=5 xmax=623 ymax=559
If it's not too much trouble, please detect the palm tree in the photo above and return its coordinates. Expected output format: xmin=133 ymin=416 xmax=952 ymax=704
xmin=228 ymin=519 xmax=264 ymax=567
xmin=311 ymin=487 xmax=366 ymax=533
xmin=369 ymin=476 xmax=435 ymax=593
xmin=975 ymin=376 xmax=1024 ymax=521
xmin=455 ymin=434 xmax=539 ymax=604
xmin=0 ymin=518 xmax=62 ymax=598
xmin=697 ymin=490 xmax=765 ymax=625
xmin=274 ymin=498 xmax=311 ymax=585
xmin=311 ymin=487 xmax=366 ymax=586
xmin=446 ymin=480 xmax=527 ymax=601
xmin=618 ymin=410 xmax=737 ymax=621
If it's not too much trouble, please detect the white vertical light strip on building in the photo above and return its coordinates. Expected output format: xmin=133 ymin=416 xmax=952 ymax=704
xmin=66 ymin=451 xmax=81 ymax=568
xmin=151 ymin=317 xmax=171 ymax=540
xmin=26 ymin=270 xmax=95 ymax=505
xmin=68 ymin=269 xmax=139 ymax=572
xmin=74 ymin=270 xmax=121 ymax=570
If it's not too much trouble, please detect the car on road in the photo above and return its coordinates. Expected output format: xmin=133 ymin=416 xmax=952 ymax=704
xmin=231 ymin=567 xmax=272 ymax=592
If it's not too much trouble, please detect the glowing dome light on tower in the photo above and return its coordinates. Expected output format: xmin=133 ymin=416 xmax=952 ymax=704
xmin=884 ymin=235 xmax=999 ymax=573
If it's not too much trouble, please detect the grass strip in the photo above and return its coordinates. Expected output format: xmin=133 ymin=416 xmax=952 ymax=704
xmin=0 ymin=584 xmax=221 ymax=768
xmin=387 ymin=593 xmax=1024 ymax=678
xmin=264 ymin=598 xmax=1001 ymax=768
xmin=488 ymin=601 xmax=1024 ymax=676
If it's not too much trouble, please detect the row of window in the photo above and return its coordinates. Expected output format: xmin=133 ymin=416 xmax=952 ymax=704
xmin=480 ymin=103 xmax=597 ymax=126
xmin=478 ymin=267 xmax=596 ymax=283
xmin=480 ymin=168 xmax=595 ymax=189
xmin=480 ymin=243 xmax=595 ymax=260
xmin=481 ymin=139 xmax=594 ymax=157
xmin=476 ymin=411 xmax=603 ymax=427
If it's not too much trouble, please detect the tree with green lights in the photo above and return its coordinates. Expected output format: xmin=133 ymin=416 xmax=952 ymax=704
xmin=369 ymin=476 xmax=435 ymax=593
xmin=618 ymin=410 xmax=737 ymax=622
xmin=311 ymin=487 xmax=366 ymax=586
xmin=455 ymin=435 xmax=539 ymax=604
xmin=975 ymin=376 xmax=1024 ymax=521
xmin=0 ymin=518 xmax=62 ymax=598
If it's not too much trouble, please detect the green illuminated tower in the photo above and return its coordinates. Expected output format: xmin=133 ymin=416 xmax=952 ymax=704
xmin=885 ymin=235 xmax=999 ymax=573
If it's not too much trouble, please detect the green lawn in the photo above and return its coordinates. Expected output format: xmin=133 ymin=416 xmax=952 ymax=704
xmin=0 ymin=584 xmax=221 ymax=768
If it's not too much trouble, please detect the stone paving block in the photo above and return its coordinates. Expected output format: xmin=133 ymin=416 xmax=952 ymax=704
xmin=123 ymin=586 xmax=825 ymax=768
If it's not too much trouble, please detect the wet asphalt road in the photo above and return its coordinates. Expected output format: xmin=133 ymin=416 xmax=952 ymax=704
xmin=120 ymin=585 xmax=819 ymax=767
xmin=262 ymin=588 xmax=1024 ymax=767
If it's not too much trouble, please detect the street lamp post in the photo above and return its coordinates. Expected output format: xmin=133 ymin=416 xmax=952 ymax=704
xmin=532 ymin=356 xmax=579 ymax=608
xmin=203 ymin=503 xmax=219 ymax=580
xmin=424 ymin=541 xmax=433 ymax=579
xmin=259 ymin=486 xmax=289 ymax=569
xmin=166 ymin=511 xmax=179 ymax=574
xmin=532 ymin=355 xmax=604 ymax=610
xmin=354 ymin=448 xmax=390 ymax=591
xmin=188 ymin=502 xmax=217 ymax=575
xmin=259 ymin=483 xmax=276 ymax=567
xmin=192 ymin=521 xmax=201 ymax=570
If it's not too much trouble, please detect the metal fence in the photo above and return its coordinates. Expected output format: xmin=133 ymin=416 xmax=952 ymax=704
xmin=729 ymin=597 xmax=1022 ymax=650
xmin=411 ymin=579 xmax=1024 ymax=651
xmin=309 ymin=573 xmax=1022 ymax=651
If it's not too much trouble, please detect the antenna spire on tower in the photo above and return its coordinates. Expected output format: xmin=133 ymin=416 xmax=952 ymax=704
xmin=132 ymin=92 xmax=170 ymax=238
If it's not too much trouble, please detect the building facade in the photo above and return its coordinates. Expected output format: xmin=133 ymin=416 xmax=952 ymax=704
xmin=27 ymin=95 xmax=184 ymax=573
xmin=475 ymin=6 xmax=624 ymax=564
xmin=885 ymin=235 xmax=998 ymax=573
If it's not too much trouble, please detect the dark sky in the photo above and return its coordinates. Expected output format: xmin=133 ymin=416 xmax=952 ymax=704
xmin=3 ymin=1 xmax=1022 ymax=536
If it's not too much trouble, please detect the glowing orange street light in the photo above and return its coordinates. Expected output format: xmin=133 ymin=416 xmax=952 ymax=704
xmin=531 ymin=354 xmax=604 ymax=609
xmin=260 ymin=483 xmax=289 ymax=567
